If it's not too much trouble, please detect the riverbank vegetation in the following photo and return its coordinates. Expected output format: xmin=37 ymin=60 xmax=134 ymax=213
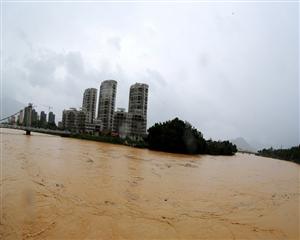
xmin=70 ymin=133 xmax=148 ymax=148
xmin=147 ymin=118 xmax=237 ymax=155
xmin=257 ymin=146 xmax=300 ymax=164
xmin=206 ymin=140 xmax=237 ymax=155
xmin=70 ymin=118 xmax=237 ymax=156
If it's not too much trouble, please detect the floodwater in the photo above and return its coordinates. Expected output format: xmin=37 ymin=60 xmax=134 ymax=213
xmin=0 ymin=129 xmax=299 ymax=240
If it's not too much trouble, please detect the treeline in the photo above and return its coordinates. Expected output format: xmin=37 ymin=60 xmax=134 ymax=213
xmin=257 ymin=146 xmax=300 ymax=164
xmin=33 ymin=121 xmax=57 ymax=129
xmin=18 ymin=120 xmax=57 ymax=130
xmin=206 ymin=140 xmax=237 ymax=155
xmin=147 ymin=118 xmax=237 ymax=155
xmin=69 ymin=117 xmax=237 ymax=156
xmin=71 ymin=133 xmax=147 ymax=148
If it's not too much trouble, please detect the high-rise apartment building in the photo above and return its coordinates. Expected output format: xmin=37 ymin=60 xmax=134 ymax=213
xmin=112 ymin=83 xmax=149 ymax=140
xmin=23 ymin=103 xmax=33 ymax=127
xmin=129 ymin=83 xmax=149 ymax=117
xmin=82 ymin=88 xmax=97 ymax=124
xmin=18 ymin=110 xmax=24 ymax=125
xmin=128 ymin=83 xmax=149 ymax=136
xmin=40 ymin=111 xmax=47 ymax=127
xmin=97 ymin=80 xmax=117 ymax=132
xmin=31 ymin=109 xmax=38 ymax=126
xmin=48 ymin=111 xmax=55 ymax=124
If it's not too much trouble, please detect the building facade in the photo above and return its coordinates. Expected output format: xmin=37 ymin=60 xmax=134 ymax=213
xmin=82 ymin=88 xmax=97 ymax=124
xmin=112 ymin=83 xmax=149 ymax=140
xmin=48 ymin=111 xmax=55 ymax=124
xmin=18 ymin=110 xmax=24 ymax=125
xmin=23 ymin=103 xmax=33 ymax=127
xmin=31 ymin=109 xmax=38 ymax=127
xmin=40 ymin=111 xmax=47 ymax=127
xmin=58 ymin=121 xmax=63 ymax=129
xmin=112 ymin=108 xmax=129 ymax=138
xmin=62 ymin=108 xmax=85 ymax=133
xmin=85 ymin=119 xmax=103 ymax=135
xmin=128 ymin=83 xmax=149 ymax=137
xmin=126 ymin=113 xmax=147 ymax=139
xmin=97 ymin=80 xmax=117 ymax=132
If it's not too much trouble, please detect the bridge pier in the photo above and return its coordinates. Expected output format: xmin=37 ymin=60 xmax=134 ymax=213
xmin=25 ymin=130 xmax=31 ymax=135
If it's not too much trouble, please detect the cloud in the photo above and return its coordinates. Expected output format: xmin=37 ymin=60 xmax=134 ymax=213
xmin=65 ymin=51 xmax=85 ymax=77
xmin=107 ymin=37 xmax=122 ymax=52
xmin=4 ymin=48 xmax=101 ymax=118
xmin=3 ymin=3 xmax=299 ymax=148
xmin=143 ymin=69 xmax=166 ymax=90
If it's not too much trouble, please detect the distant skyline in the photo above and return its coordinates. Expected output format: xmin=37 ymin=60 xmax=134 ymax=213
xmin=2 ymin=2 xmax=299 ymax=149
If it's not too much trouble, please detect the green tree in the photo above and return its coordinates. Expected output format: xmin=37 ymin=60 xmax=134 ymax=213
xmin=147 ymin=117 xmax=237 ymax=155
xmin=147 ymin=118 xmax=207 ymax=154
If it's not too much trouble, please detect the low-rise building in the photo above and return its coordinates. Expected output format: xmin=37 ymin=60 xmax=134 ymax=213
xmin=113 ymin=108 xmax=129 ymax=138
xmin=62 ymin=108 xmax=86 ymax=133
xmin=126 ymin=113 xmax=147 ymax=141
xmin=112 ymin=109 xmax=147 ymax=141
xmin=85 ymin=119 xmax=103 ymax=135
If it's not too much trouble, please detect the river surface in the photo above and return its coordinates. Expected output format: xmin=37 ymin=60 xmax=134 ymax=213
xmin=0 ymin=128 xmax=299 ymax=239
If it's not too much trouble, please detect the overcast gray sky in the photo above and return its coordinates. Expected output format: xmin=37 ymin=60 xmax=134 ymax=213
xmin=2 ymin=1 xmax=299 ymax=149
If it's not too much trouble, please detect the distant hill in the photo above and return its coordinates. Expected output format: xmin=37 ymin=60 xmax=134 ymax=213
xmin=231 ymin=137 xmax=256 ymax=153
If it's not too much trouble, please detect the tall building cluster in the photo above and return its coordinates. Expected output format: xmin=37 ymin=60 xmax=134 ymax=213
xmin=8 ymin=80 xmax=149 ymax=140
xmin=61 ymin=80 xmax=149 ymax=140
xmin=14 ymin=103 xmax=56 ymax=128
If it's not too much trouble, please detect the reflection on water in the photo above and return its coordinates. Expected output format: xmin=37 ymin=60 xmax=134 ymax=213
xmin=0 ymin=129 xmax=299 ymax=239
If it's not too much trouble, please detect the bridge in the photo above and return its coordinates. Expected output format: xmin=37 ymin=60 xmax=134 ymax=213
xmin=0 ymin=103 xmax=71 ymax=137
xmin=0 ymin=124 xmax=71 ymax=136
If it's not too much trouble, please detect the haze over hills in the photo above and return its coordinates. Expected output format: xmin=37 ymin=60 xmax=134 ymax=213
xmin=231 ymin=137 xmax=257 ymax=153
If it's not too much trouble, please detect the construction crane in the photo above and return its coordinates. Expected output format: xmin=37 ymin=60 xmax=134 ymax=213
xmin=41 ymin=105 xmax=53 ymax=112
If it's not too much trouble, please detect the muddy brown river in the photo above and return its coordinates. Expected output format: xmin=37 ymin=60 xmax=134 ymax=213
xmin=0 ymin=128 xmax=299 ymax=239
